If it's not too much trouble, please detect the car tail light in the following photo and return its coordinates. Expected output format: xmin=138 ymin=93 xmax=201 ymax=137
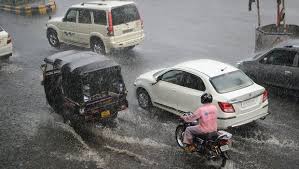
xmin=218 ymin=102 xmax=235 ymax=113
xmin=262 ymin=90 xmax=268 ymax=102
xmin=141 ymin=19 xmax=144 ymax=29
xmin=107 ymin=11 xmax=114 ymax=36
xmin=7 ymin=34 xmax=12 ymax=44
xmin=139 ymin=11 xmax=144 ymax=29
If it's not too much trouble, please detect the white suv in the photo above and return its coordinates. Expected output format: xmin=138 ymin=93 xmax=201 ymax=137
xmin=0 ymin=26 xmax=12 ymax=59
xmin=46 ymin=1 xmax=144 ymax=54
xmin=134 ymin=59 xmax=269 ymax=129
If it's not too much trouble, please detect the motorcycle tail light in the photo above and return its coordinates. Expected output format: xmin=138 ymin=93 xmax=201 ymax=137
xmin=262 ymin=90 xmax=268 ymax=102
xmin=219 ymin=139 xmax=231 ymax=145
xmin=218 ymin=102 xmax=235 ymax=113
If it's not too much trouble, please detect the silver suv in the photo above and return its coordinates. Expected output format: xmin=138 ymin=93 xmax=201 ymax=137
xmin=46 ymin=1 xmax=144 ymax=54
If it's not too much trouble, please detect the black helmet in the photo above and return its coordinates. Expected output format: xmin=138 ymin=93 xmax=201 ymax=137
xmin=201 ymin=93 xmax=213 ymax=104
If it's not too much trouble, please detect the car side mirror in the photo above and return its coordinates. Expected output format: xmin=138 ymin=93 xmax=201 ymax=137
xmin=152 ymin=76 xmax=162 ymax=85
xmin=62 ymin=17 xmax=66 ymax=22
xmin=40 ymin=64 xmax=46 ymax=72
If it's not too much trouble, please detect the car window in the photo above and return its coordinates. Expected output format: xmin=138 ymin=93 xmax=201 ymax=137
xmin=260 ymin=49 xmax=297 ymax=67
xmin=111 ymin=4 xmax=140 ymax=25
xmin=93 ymin=10 xmax=107 ymax=25
xmin=160 ymin=70 xmax=183 ymax=86
xmin=210 ymin=70 xmax=253 ymax=94
xmin=0 ymin=27 xmax=3 ymax=32
xmin=65 ymin=9 xmax=77 ymax=22
xmin=78 ymin=9 xmax=91 ymax=24
xmin=182 ymin=72 xmax=206 ymax=91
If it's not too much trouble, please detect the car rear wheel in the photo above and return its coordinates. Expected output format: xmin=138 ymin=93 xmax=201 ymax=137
xmin=91 ymin=38 xmax=106 ymax=55
xmin=137 ymin=89 xmax=152 ymax=109
xmin=47 ymin=29 xmax=60 ymax=48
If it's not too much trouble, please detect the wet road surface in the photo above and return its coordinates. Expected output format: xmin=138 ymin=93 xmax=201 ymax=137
xmin=1 ymin=0 xmax=299 ymax=168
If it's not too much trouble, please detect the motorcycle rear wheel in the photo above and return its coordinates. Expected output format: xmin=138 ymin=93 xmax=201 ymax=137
xmin=175 ymin=125 xmax=187 ymax=149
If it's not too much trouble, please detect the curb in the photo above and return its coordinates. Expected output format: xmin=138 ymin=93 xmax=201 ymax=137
xmin=0 ymin=0 xmax=56 ymax=16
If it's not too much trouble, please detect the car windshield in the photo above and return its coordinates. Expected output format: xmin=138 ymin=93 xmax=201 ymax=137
xmin=82 ymin=67 xmax=124 ymax=102
xmin=210 ymin=70 xmax=253 ymax=94
xmin=112 ymin=4 xmax=140 ymax=25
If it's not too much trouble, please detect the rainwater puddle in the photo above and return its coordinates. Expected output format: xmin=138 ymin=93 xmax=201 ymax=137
xmin=0 ymin=63 xmax=23 ymax=74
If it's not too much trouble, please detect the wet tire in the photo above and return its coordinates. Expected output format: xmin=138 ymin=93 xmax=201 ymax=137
xmin=137 ymin=89 xmax=152 ymax=109
xmin=91 ymin=38 xmax=106 ymax=55
xmin=175 ymin=125 xmax=187 ymax=149
xmin=221 ymin=152 xmax=230 ymax=167
xmin=47 ymin=29 xmax=60 ymax=48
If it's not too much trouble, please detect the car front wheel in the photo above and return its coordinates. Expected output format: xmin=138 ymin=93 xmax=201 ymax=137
xmin=47 ymin=29 xmax=60 ymax=48
xmin=137 ymin=89 xmax=152 ymax=109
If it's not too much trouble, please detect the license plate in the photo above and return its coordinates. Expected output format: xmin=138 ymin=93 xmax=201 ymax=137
xmin=220 ymin=145 xmax=230 ymax=151
xmin=241 ymin=98 xmax=256 ymax=108
xmin=101 ymin=110 xmax=111 ymax=118
xmin=123 ymin=29 xmax=133 ymax=34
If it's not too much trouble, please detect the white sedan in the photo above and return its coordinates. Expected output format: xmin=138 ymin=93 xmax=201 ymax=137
xmin=134 ymin=59 xmax=269 ymax=129
xmin=0 ymin=26 xmax=12 ymax=59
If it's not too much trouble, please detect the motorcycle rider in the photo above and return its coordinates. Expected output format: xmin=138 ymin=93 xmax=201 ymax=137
xmin=180 ymin=93 xmax=218 ymax=152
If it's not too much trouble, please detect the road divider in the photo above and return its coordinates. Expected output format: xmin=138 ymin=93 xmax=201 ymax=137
xmin=0 ymin=0 xmax=56 ymax=16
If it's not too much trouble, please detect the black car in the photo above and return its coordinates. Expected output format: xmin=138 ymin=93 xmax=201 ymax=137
xmin=41 ymin=50 xmax=128 ymax=124
xmin=237 ymin=41 xmax=299 ymax=92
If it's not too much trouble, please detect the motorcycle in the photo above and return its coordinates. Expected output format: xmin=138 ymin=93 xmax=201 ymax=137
xmin=175 ymin=115 xmax=232 ymax=167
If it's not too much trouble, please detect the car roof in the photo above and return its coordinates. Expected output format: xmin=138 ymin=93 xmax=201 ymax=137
xmin=44 ymin=50 xmax=119 ymax=74
xmin=276 ymin=39 xmax=299 ymax=50
xmin=71 ymin=1 xmax=134 ymax=10
xmin=66 ymin=54 xmax=119 ymax=74
xmin=174 ymin=59 xmax=238 ymax=78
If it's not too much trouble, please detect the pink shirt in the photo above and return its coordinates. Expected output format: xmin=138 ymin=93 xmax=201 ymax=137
xmin=182 ymin=104 xmax=218 ymax=133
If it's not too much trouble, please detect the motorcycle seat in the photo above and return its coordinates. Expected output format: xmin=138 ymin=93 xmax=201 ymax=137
xmin=194 ymin=131 xmax=218 ymax=141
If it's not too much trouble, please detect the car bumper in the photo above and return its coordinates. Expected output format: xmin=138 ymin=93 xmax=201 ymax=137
xmin=217 ymin=104 xmax=269 ymax=129
xmin=109 ymin=33 xmax=145 ymax=49
xmin=0 ymin=43 xmax=12 ymax=58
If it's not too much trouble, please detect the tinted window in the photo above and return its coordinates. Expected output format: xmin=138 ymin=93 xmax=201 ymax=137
xmin=210 ymin=71 xmax=253 ymax=94
xmin=160 ymin=70 xmax=183 ymax=85
xmin=182 ymin=72 xmax=206 ymax=91
xmin=78 ymin=9 xmax=91 ymax=24
xmin=260 ymin=49 xmax=296 ymax=67
xmin=93 ymin=10 xmax=107 ymax=25
xmin=65 ymin=9 xmax=77 ymax=22
xmin=112 ymin=4 xmax=140 ymax=25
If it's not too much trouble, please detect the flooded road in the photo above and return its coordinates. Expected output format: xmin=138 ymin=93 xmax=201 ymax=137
xmin=1 ymin=0 xmax=299 ymax=168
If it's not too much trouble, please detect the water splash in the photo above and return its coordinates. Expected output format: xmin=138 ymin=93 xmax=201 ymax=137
xmin=235 ymin=135 xmax=299 ymax=149
xmin=53 ymin=122 xmax=106 ymax=168
xmin=104 ymin=145 xmax=158 ymax=166
xmin=98 ymin=128 xmax=171 ymax=149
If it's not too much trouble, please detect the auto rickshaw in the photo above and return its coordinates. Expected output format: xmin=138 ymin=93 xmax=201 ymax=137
xmin=41 ymin=51 xmax=128 ymax=124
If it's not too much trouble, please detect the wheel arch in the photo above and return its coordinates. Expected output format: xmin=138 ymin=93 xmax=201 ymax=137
xmin=136 ymin=86 xmax=154 ymax=103
xmin=47 ymin=25 xmax=61 ymax=39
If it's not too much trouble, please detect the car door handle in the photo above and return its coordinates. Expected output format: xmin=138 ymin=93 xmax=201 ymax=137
xmin=284 ymin=70 xmax=292 ymax=75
